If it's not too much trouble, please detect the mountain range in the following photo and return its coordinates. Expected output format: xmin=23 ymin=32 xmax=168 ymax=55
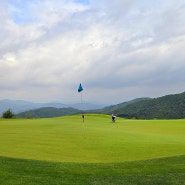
xmin=0 ymin=99 xmax=104 ymax=115
xmin=1 ymin=91 xmax=185 ymax=119
xmin=99 ymin=91 xmax=185 ymax=119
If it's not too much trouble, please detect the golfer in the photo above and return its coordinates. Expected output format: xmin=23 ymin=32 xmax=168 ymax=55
xmin=111 ymin=114 xmax=116 ymax=123
xmin=82 ymin=113 xmax=85 ymax=122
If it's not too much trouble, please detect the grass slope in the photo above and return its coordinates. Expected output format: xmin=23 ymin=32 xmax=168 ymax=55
xmin=0 ymin=155 xmax=185 ymax=185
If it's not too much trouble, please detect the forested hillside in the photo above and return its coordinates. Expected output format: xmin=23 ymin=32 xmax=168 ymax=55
xmin=109 ymin=92 xmax=185 ymax=119
xmin=17 ymin=107 xmax=80 ymax=118
xmin=94 ymin=98 xmax=151 ymax=114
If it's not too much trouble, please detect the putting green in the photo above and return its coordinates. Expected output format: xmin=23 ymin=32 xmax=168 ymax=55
xmin=0 ymin=114 xmax=185 ymax=163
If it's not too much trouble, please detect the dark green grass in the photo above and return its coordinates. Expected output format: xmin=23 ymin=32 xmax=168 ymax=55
xmin=0 ymin=155 xmax=184 ymax=185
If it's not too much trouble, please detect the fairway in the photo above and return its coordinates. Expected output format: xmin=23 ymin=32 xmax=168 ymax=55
xmin=0 ymin=114 xmax=185 ymax=163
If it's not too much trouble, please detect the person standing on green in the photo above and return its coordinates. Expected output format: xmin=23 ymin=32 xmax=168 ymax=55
xmin=82 ymin=113 xmax=85 ymax=122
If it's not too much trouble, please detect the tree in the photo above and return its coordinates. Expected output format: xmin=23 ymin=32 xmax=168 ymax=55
xmin=2 ymin=109 xmax=14 ymax=118
xmin=26 ymin=111 xmax=32 ymax=119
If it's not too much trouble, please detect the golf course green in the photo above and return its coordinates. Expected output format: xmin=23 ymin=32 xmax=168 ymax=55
xmin=0 ymin=114 xmax=185 ymax=184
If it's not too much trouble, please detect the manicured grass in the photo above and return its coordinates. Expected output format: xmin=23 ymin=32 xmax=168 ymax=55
xmin=0 ymin=115 xmax=185 ymax=163
xmin=0 ymin=155 xmax=184 ymax=185
xmin=0 ymin=115 xmax=185 ymax=184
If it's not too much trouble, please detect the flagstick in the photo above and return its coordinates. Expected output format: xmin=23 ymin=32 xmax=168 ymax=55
xmin=80 ymin=92 xmax=86 ymax=131
xmin=80 ymin=91 xmax=83 ymax=104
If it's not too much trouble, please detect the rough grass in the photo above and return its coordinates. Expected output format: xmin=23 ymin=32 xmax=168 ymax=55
xmin=0 ymin=155 xmax=184 ymax=185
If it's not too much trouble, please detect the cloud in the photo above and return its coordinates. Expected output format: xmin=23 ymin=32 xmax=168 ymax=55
xmin=0 ymin=0 xmax=185 ymax=104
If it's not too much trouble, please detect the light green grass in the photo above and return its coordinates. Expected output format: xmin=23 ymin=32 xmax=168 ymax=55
xmin=0 ymin=114 xmax=185 ymax=163
xmin=0 ymin=115 xmax=185 ymax=184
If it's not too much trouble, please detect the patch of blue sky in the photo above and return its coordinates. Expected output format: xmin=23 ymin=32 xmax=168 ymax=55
xmin=73 ymin=0 xmax=89 ymax=5
xmin=10 ymin=0 xmax=89 ymax=24
xmin=13 ymin=11 xmax=40 ymax=24
xmin=9 ymin=0 xmax=40 ymax=24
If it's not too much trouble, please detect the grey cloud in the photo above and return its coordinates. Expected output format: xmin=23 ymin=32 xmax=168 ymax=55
xmin=154 ymin=1 xmax=185 ymax=40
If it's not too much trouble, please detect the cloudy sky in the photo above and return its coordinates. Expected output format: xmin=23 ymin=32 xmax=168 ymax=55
xmin=0 ymin=0 xmax=185 ymax=105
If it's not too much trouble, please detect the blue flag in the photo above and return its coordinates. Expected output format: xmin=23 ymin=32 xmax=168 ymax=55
xmin=78 ymin=83 xmax=83 ymax=92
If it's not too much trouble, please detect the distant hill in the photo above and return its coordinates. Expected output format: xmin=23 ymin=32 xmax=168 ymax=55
xmin=5 ymin=91 xmax=185 ymax=119
xmin=109 ymin=92 xmax=185 ymax=119
xmin=0 ymin=100 xmax=65 ymax=115
xmin=15 ymin=98 xmax=151 ymax=118
xmin=17 ymin=107 xmax=81 ymax=118
xmin=0 ymin=99 xmax=104 ymax=115
xmin=95 ymin=98 xmax=151 ymax=114
xmin=69 ymin=103 xmax=105 ymax=110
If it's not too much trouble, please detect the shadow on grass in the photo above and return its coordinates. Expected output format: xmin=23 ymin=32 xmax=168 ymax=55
xmin=0 ymin=155 xmax=185 ymax=185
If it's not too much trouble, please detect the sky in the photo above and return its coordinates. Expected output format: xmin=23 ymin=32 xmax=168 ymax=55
xmin=0 ymin=0 xmax=185 ymax=105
